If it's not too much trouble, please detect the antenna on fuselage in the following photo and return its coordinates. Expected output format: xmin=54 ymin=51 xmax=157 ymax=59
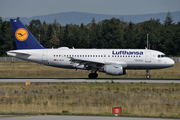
xmin=147 ymin=34 xmax=148 ymax=49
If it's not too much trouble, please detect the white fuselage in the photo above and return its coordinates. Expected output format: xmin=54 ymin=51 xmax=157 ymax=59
xmin=7 ymin=48 xmax=174 ymax=72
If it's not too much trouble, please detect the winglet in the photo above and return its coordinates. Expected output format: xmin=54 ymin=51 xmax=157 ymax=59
xmin=10 ymin=19 xmax=46 ymax=50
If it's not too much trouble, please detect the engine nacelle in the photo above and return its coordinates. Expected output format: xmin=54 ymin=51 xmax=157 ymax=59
xmin=104 ymin=64 xmax=127 ymax=75
xmin=72 ymin=63 xmax=85 ymax=69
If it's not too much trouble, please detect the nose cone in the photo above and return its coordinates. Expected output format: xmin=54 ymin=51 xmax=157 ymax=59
xmin=168 ymin=58 xmax=175 ymax=67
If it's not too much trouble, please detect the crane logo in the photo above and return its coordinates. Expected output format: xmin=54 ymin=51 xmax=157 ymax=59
xmin=15 ymin=28 xmax=28 ymax=41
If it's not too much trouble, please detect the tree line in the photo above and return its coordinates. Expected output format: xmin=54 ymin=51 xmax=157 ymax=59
xmin=0 ymin=12 xmax=180 ymax=56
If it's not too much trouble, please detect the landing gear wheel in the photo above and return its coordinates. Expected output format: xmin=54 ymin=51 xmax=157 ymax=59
xmin=146 ymin=75 xmax=150 ymax=79
xmin=94 ymin=73 xmax=98 ymax=78
xmin=88 ymin=73 xmax=98 ymax=79
xmin=88 ymin=73 xmax=93 ymax=79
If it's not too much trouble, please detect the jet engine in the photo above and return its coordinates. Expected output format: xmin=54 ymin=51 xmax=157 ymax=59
xmin=72 ymin=63 xmax=85 ymax=69
xmin=104 ymin=64 xmax=126 ymax=75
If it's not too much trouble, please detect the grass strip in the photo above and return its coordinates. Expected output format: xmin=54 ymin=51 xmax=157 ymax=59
xmin=0 ymin=82 xmax=179 ymax=118
xmin=0 ymin=61 xmax=180 ymax=78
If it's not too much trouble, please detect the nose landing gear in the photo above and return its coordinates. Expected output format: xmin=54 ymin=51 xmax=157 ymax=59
xmin=146 ymin=69 xmax=150 ymax=79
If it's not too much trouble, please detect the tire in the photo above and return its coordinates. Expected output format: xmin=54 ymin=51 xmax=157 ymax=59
xmin=88 ymin=73 xmax=98 ymax=79
xmin=146 ymin=75 xmax=150 ymax=79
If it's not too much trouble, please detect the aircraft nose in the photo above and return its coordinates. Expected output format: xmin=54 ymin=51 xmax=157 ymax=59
xmin=168 ymin=58 xmax=175 ymax=67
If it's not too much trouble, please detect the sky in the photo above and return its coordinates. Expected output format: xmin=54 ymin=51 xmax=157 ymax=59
xmin=0 ymin=0 xmax=180 ymax=18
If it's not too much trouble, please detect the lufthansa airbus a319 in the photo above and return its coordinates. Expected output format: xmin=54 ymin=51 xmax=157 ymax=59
xmin=7 ymin=19 xmax=175 ymax=79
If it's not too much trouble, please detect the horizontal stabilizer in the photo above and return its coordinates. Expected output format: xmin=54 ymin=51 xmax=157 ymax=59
xmin=7 ymin=50 xmax=31 ymax=57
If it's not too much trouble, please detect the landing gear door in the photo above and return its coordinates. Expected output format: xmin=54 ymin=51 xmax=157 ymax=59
xmin=145 ymin=51 xmax=151 ymax=62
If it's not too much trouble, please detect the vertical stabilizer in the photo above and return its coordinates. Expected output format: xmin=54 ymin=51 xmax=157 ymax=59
xmin=10 ymin=19 xmax=46 ymax=49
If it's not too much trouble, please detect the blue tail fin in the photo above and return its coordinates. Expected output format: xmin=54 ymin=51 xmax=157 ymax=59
xmin=10 ymin=19 xmax=46 ymax=49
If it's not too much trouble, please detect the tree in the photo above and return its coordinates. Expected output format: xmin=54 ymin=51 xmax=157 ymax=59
xmin=45 ymin=24 xmax=53 ymax=48
xmin=173 ymin=22 xmax=180 ymax=55
xmin=164 ymin=11 xmax=173 ymax=26
xmin=28 ymin=19 xmax=42 ymax=42
xmin=0 ymin=20 xmax=15 ymax=56
xmin=161 ymin=11 xmax=175 ymax=55
xmin=1 ymin=17 xmax=180 ymax=56
xmin=100 ymin=18 xmax=123 ymax=48
xmin=136 ymin=19 xmax=162 ymax=50
xmin=123 ymin=21 xmax=136 ymax=48
xmin=50 ymin=34 xmax=60 ymax=48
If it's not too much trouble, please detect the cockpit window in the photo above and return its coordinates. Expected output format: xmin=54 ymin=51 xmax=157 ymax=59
xmin=158 ymin=54 xmax=167 ymax=58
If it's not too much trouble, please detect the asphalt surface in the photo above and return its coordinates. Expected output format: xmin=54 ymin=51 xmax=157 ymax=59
xmin=0 ymin=115 xmax=179 ymax=120
xmin=0 ymin=78 xmax=180 ymax=83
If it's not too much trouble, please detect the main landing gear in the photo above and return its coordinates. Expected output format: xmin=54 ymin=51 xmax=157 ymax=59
xmin=146 ymin=69 xmax=150 ymax=79
xmin=88 ymin=72 xmax=98 ymax=79
xmin=88 ymin=68 xmax=98 ymax=79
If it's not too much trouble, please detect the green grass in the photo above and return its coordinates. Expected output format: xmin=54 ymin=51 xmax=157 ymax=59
xmin=0 ymin=82 xmax=180 ymax=118
xmin=0 ymin=61 xmax=180 ymax=78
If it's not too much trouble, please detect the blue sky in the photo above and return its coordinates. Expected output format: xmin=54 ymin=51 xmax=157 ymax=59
xmin=0 ymin=0 xmax=180 ymax=18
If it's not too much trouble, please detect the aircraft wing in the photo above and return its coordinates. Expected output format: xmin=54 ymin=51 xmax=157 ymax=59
xmin=70 ymin=57 xmax=105 ymax=65
xmin=70 ymin=57 xmax=127 ymax=68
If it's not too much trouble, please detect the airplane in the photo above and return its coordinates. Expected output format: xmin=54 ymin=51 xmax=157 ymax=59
xmin=7 ymin=19 xmax=175 ymax=79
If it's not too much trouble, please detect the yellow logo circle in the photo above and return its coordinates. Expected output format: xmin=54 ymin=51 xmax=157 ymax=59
xmin=15 ymin=28 xmax=28 ymax=41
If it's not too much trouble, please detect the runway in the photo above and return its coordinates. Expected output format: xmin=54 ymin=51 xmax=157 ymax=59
xmin=0 ymin=78 xmax=180 ymax=83
xmin=0 ymin=115 xmax=178 ymax=120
